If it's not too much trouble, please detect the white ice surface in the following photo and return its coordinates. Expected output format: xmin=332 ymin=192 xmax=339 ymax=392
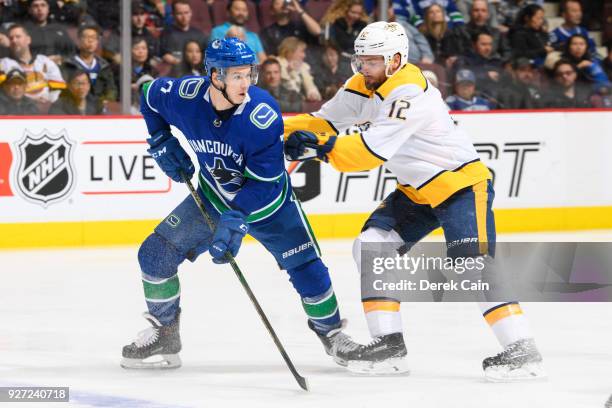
xmin=2 ymin=231 xmax=612 ymax=408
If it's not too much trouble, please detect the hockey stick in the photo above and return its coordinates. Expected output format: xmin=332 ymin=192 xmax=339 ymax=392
xmin=180 ymin=172 xmax=309 ymax=392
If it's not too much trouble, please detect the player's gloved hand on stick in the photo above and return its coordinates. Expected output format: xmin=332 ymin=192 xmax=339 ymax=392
xmin=147 ymin=129 xmax=195 ymax=183
xmin=210 ymin=210 xmax=249 ymax=264
xmin=284 ymin=130 xmax=336 ymax=162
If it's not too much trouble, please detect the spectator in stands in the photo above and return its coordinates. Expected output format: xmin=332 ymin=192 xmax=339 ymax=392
xmin=545 ymin=59 xmax=591 ymax=108
xmin=496 ymin=0 xmax=543 ymax=33
xmin=170 ymin=40 xmax=204 ymax=77
xmin=403 ymin=22 xmax=435 ymax=64
xmin=160 ymin=0 xmax=208 ymax=66
xmin=0 ymin=30 xmax=10 ymax=59
xmin=455 ymin=0 xmax=500 ymax=27
xmin=132 ymin=36 xmax=155 ymax=84
xmin=210 ymin=0 xmax=266 ymax=63
xmin=604 ymin=41 xmax=612 ymax=81
xmin=383 ymin=4 xmax=434 ymax=64
xmin=312 ymin=44 xmax=352 ymax=99
xmin=260 ymin=0 xmax=321 ymax=56
xmin=0 ymin=24 xmax=65 ymax=103
xmin=496 ymin=57 xmax=544 ymax=109
xmin=49 ymin=68 xmax=101 ymax=115
xmin=453 ymin=31 xmax=505 ymax=99
xmin=132 ymin=1 xmax=160 ymax=59
xmin=394 ymin=0 xmax=464 ymax=28
xmin=277 ymin=36 xmax=321 ymax=102
xmin=581 ymin=0 xmax=604 ymax=31
xmin=550 ymin=0 xmax=598 ymax=55
xmin=446 ymin=69 xmax=492 ymax=110
xmin=62 ymin=24 xmax=117 ymax=109
xmin=151 ymin=0 xmax=174 ymax=28
xmin=420 ymin=4 xmax=462 ymax=68
xmin=321 ymin=0 xmax=368 ymax=60
xmin=139 ymin=0 xmax=167 ymax=29
xmin=47 ymin=0 xmax=83 ymax=26
xmin=225 ymin=25 xmax=246 ymax=41
xmin=455 ymin=0 xmax=511 ymax=60
xmin=561 ymin=34 xmax=611 ymax=90
xmin=10 ymin=0 xmax=82 ymax=26
xmin=259 ymin=58 xmax=303 ymax=112
xmin=590 ymin=86 xmax=612 ymax=108
xmin=0 ymin=2 xmax=26 ymax=26
xmin=86 ymin=0 xmax=119 ymax=32
xmin=23 ymin=0 xmax=76 ymax=65
xmin=0 ymin=68 xmax=39 ymax=114
xmin=509 ymin=4 xmax=552 ymax=67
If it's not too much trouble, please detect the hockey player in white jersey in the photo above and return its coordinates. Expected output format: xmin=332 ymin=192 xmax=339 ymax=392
xmin=283 ymin=21 xmax=546 ymax=381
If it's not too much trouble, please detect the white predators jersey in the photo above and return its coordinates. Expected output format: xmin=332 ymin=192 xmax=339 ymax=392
xmin=0 ymin=55 xmax=66 ymax=103
xmin=284 ymin=63 xmax=491 ymax=208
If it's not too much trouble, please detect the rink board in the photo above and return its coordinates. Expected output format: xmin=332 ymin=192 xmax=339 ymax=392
xmin=0 ymin=110 xmax=611 ymax=248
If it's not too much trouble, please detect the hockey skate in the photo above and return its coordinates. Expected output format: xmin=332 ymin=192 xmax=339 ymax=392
xmin=121 ymin=309 xmax=182 ymax=369
xmin=483 ymin=338 xmax=546 ymax=382
xmin=308 ymin=319 xmax=361 ymax=367
xmin=335 ymin=332 xmax=410 ymax=375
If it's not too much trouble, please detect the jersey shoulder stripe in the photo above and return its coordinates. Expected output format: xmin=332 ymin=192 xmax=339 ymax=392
xmin=377 ymin=63 xmax=427 ymax=100
xmin=343 ymin=73 xmax=371 ymax=98
xmin=343 ymin=63 xmax=428 ymax=100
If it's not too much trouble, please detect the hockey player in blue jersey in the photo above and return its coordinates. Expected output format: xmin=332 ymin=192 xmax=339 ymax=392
xmin=121 ymin=37 xmax=357 ymax=369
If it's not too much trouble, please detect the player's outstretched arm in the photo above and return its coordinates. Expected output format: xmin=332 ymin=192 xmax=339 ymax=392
xmin=285 ymin=90 xmax=429 ymax=172
xmin=283 ymin=79 xmax=361 ymax=142
xmin=285 ymin=128 xmax=384 ymax=172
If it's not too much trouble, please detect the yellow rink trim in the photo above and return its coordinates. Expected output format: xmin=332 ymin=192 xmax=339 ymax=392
xmin=1 ymin=206 xmax=612 ymax=248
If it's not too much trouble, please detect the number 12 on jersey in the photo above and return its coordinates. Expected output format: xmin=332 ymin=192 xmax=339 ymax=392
xmin=389 ymin=99 xmax=410 ymax=120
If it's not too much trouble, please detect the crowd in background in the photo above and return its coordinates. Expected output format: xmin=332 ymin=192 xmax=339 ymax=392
xmin=0 ymin=0 xmax=610 ymax=115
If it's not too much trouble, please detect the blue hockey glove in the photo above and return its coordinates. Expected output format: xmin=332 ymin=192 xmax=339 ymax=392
xmin=147 ymin=130 xmax=195 ymax=183
xmin=210 ymin=210 xmax=249 ymax=264
xmin=284 ymin=130 xmax=337 ymax=162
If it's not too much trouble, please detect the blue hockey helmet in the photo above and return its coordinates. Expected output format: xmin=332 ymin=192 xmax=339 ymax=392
xmin=204 ymin=37 xmax=258 ymax=84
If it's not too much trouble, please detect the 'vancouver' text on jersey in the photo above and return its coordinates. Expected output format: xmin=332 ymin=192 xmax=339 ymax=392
xmin=141 ymin=76 xmax=287 ymax=223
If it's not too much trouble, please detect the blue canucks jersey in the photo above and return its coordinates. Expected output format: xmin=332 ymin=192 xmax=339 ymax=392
xmin=445 ymin=95 xmax=492 ymax=111
xmin=141 ymin=76 xmax=288 ymax=223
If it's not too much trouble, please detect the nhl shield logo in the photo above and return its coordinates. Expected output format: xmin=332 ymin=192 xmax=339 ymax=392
xmin=14 ymin=129 xmax=76 ymax=207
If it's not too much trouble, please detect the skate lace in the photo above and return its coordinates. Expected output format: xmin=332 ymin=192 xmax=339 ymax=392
xmin=365 ymin=336 xmax=384 ymax=348
xmin=334 ymin=333 xmax=360 ymax=353
xmin=495 ymin=340 xmax=528 ymax=360
xmin=134 ymin=326 xmax=159 ymax=348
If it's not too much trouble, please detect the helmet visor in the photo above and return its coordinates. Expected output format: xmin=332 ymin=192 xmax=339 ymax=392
xmin=350 ymin=54 xmax=386 ymax=75
xmin=217 ymin=64 xmax=259 ymax=85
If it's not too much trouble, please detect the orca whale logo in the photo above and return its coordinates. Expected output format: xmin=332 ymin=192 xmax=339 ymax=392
xmin=206 ymin=157 xmax=243 ymax=186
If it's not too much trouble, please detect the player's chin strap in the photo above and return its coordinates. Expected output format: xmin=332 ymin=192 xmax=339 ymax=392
xmin=212 ymin=80 xmax=240 ymax=108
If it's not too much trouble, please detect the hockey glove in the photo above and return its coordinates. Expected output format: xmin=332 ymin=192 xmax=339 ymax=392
xmin=284 ymin=130 xmax=337 ymax=162
xmin=147 ymin=130 xmax=195 ymax=183
xmin=210 ymin=210 xmax=249 ymax=264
